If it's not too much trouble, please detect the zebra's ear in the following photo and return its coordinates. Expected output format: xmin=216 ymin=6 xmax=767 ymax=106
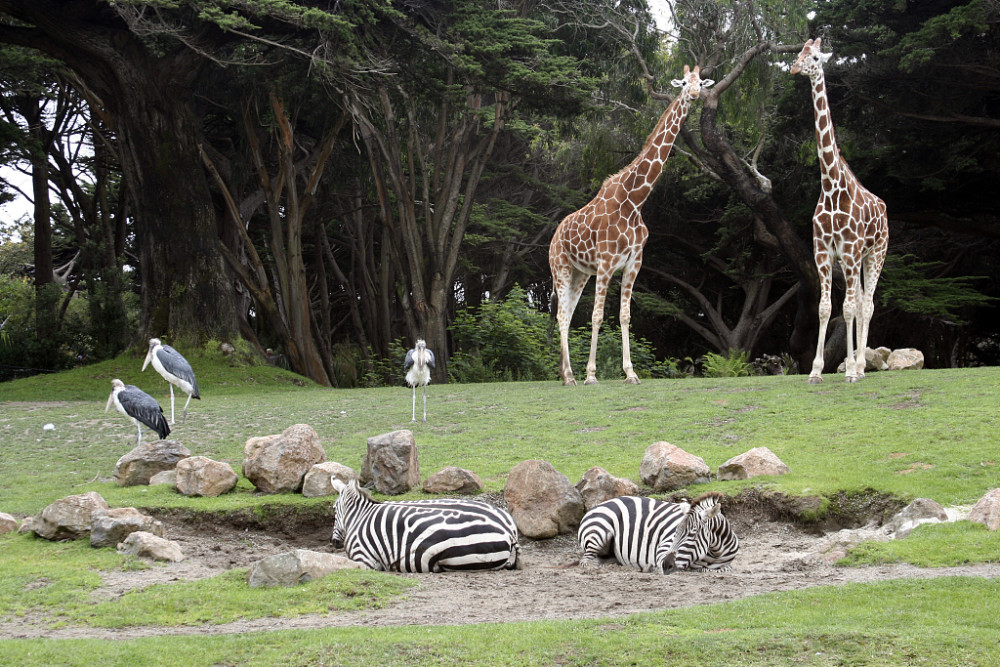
xmin=701 ymin=503 xmax=722 ymax=520
xmin=332 ymin=477 xmax=347 ymax=494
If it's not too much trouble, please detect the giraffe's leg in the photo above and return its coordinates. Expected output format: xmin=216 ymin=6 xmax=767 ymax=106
xmin=856 ymin=247 xmax=887 ymax=379
xmin=809 ymin=250 xmax=833 ymax=384
xmin=554 ymin=268 xmax=589 ymax=386
xmin=619 ymin=257 xmax=643 ymax=385
xmin=169 ymin=384 xmax=176 ymax=425
xmin=585 ymin=266 xmax=614 ymax=385
xmin=842 ymin=262 xmax=862 ymax=382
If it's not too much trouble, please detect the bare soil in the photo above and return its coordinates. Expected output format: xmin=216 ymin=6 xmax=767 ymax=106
xmin=4 ymin=497 xmax=1000 ymax=640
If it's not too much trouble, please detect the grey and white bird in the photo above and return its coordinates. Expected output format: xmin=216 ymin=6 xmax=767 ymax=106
xmin=404 ymin=339 xmax=435 ymax=422
xmin=105 ymin=379 xmax=170 ymax=445
xmin=142 ymin=338 xmax=200 ymax=424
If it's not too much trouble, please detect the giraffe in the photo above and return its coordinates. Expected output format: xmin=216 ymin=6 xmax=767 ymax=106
xmin=791 ymin=38 xmax=889 ymax=384
xmin=549 ymin=65 xmax=714 ymax=386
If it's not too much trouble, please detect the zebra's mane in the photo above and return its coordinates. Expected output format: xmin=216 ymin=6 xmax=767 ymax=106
xmin=690 ymin=491 xmax=725 ymax=508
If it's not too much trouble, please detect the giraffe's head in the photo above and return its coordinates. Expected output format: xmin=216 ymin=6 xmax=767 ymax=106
xmin=790 ymin=38 xmax=832 ymax=79
xmin=670 ymin=65 xmax=714 ymax=100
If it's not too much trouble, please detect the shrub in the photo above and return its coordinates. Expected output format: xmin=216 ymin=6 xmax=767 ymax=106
xmin=702 ymin=349 xmax=752 ymax=378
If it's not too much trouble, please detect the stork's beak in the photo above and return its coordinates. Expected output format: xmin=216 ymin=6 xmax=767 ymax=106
xmin=141 ymin=349 xmax=151 ymax=371
xmin=105 ymin=391 xmax=114 ymax=413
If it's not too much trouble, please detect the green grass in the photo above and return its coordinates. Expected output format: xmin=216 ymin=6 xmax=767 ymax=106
xmin=1 ymin=577 xmax=998 ymax=665
xmin=3 ymin=359 xmax=1000 ymax=664
xmin=0 ymin=531 xmax=412 ymax=630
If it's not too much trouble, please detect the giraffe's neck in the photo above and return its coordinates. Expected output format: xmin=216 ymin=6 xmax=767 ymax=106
xmin=808 ymin=70 xmax=843 ymax=183
xmin=611 ymin=94 xmax=692 ymax=208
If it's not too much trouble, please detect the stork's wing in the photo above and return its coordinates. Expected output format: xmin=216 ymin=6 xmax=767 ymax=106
xmin=426 ymin=349 xmax=435 ymax=368
xmin=119 ymin=385 xmax=171 ymax=440
xmin=159 ymin=345 xmax=200 ymax=397
xmin=404 ymin=349 xmax=415 ymax=370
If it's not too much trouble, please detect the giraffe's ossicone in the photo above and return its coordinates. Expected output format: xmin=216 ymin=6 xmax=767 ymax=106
xmin=549 ymin=65 xmax=714 ymax=386
xmin=792 ymin=38 xmax=889 ymax=383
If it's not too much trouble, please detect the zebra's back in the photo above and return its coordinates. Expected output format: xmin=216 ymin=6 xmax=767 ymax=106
xmin=334 ymin=487 xmax=520 ymax=573
xmin=578 ymin=496 xmax=684 ymax=571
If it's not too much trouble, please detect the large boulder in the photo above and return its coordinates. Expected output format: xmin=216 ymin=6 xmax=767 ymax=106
xmin=90 ymin=508 xmax=165 ymax=548
xmin=247 ymin=549 xmax=364 ymax=587
xmin=114 ymin=440 xmax=191 ymax=486
xmin=717 ymin=447 xmax=790 ymax=481
xmin=968 ymin=488 xmax=1000 ymax=531
xmin=243 ymin=424 xmax=327 ymax=494
xmin=423 ymin=467 xmax=484 ymax=495
xmin=575 ymin=466 xmax=639 ymax=510
xmin=884 ymin=498 xmax=949 ymax=538
xmin=887 ymin=348 xmax=924 ymax=371
xmin=302 ymin=462 xmax=359 ymax=498
xmin=175 ymin=456 xmax=238 ymax=497
xmin=504 ymin=460 xmax=584 ymax=539
xmin=866 ymin=347 xmax=891 ymax=371
xmin=361 ymin=430 xmax=420 ymax=495
xmin=639 ymin=442 xmax=711 ymax=492
xmin=33 ymin=491 xmax=109 ymax=541
xmin=117 ymin=531 xmax=185 ymax=562
xmin=0 ymin=512 xmax=18 ymax=535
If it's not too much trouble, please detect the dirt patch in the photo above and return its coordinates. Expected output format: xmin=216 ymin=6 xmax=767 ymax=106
xmin=3 ymin=493 xmax=997 ymax=640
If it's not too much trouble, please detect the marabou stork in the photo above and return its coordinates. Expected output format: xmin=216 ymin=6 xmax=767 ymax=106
xmin=106 ymin=379 xmax=170 ymax=445
xmin=142 ymin=338 xmax=200 ymax=424
xmin=404 ymin=339 xmax=435 ymax=422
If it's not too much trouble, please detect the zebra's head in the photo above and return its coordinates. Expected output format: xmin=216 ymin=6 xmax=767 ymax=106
xmin=658 ymin=493 xmax=726 ymax=574
xmin=330 ymin=477 xmax=371 ymax=548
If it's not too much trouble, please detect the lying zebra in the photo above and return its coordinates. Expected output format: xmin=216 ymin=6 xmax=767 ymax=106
xmin=577 ymin=492 xmax=738 ymax=573
xmin=330 ymin=478 xmax=521 ymax=572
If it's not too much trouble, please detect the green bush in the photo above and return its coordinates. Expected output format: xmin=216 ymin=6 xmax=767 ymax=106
xmin=449 ymin=285 xmax=556 ymax=383
xmin=702 ymin=349 xmax=752 ymax=377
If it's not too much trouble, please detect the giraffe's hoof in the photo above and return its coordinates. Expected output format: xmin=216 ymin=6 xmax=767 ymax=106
xmin=562 ymin=378 xmax=578 ymax=387
xmin=845 ymin=375 xmax=860 ymax=383
xmin=624 ymin=376 xmax=641 ymax=385
xmin=807 ymin=376 xmax=823 ymax=384
xmin=584 ymin=377 xmax=599 ymax=386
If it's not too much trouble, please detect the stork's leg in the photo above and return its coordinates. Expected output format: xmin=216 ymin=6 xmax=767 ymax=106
xmin=411 ymin=385 xmax=417 ymax=422
xmin=136 ymin=421 xmax=143 ymax=446
xmin=182 ymin=393 xmax=193 ymax=423
xmin=169 ymin=384 xmax=176 ymax=425
xmin=422 ymin=384 xmax=427 ymax=422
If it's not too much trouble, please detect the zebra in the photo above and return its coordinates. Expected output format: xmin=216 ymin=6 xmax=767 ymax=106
xmin=330 ymin=478 xmax=521 ymax=573
xmin=577 ymin=492 xmax=738 ymax=574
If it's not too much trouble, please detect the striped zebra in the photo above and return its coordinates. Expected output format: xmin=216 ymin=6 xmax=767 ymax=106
xmin=330 ymin=478 xmax=521 ymax=572
xmin=577 ymin=492 xmax=738 ymax=573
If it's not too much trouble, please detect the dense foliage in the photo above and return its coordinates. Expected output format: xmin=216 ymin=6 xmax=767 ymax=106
xmin=1 ymin=0 xmax=998 ymax=385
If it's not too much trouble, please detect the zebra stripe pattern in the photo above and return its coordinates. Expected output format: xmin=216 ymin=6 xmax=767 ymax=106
xmin=331 ymin=478 xmax=521 ymax=573
xmin=577 ymin=492 xmax=738 ymax=574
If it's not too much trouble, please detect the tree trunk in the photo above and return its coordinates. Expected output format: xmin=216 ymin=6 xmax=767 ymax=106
xmin=0 ymin=0 xmax=239 ymax=347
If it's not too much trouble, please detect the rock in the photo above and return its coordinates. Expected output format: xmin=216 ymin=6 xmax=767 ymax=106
xmin=18 ymin=516 xmax=35 ymax=534
xmin=175 ymin=456 xmax=238 ymax=497
xmin=90 ymin=508 xmax=165 ymax=548
xmin=504 ymin=460 xmax=585 ymax=539
xmin=798 ymin=525 xmax=890 ymax=565
xmin=33 ymin=491 xmax=109 ymax=541
xmin=0 ymin=512 xmax=18 ymax=535
xmin=887 ymin=348 xmax=924 ymax=371
xmin=149 ymin=470 xmax=176 ymax=487
xmin=423 ymin=467 xmax=484 ymax=495
xmin=114 ymin=440 xmax=191 ymax=486
xmin=302 ymin=462 xmax=359 ymax=498
xmin=867 ymin=347 xmax=891 ymax=371
xmin=968 ymin=488 xmax=1000 ymax=531
xmin=639 ymin=442 xmax=711 ymax=492
xmin=717 ymin=447 xmax=790 ymax=481
xmin=247 ymin=549 xmax=364 ymax=587
xmin=575 ymin=466 xmax=639 ymax=510
xmin=361 ymin=430 xmax=420 ymax=495
xmin=218 ymin=342 xmax=236 ymax=356
xmin=117 ymin=531 xmax=185 ymax=562
xmin=884 ymin=498 xmax=949 ymax=538
xmin=243 ymin=424 xmax=327 ymax=494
